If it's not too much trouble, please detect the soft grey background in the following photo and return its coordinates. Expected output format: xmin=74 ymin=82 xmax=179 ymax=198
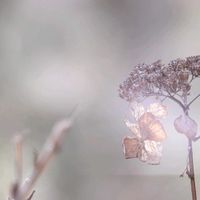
xmin=0 ymin=0 xmax=200 ymax=199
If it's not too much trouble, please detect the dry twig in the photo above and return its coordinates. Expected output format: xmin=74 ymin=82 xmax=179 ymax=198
xmin=9 ymin=118 xmax=73 ymax=200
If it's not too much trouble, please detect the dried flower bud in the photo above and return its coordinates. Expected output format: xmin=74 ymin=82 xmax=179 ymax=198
xmin=174 ymin=114 xmax=197 ymax=139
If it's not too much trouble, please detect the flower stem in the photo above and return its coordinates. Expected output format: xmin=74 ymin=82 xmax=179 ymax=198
xmin=182 ymin=93 xmax=197 ymax=200
xmin=188 ymin=139 xmax=197 ymax=200
xmin=184 ymin=105 xmax=197 ymax=200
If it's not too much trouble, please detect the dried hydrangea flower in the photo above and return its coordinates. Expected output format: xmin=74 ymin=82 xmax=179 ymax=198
xmin=119 ymin=56 xmax=200 ymax=103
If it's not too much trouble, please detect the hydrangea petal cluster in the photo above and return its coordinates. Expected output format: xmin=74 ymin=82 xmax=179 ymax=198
xmin=119 ymin=56 xmax=200 ymax=102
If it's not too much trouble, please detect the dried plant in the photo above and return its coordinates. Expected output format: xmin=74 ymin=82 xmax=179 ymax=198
xmin=8 ymin=118 xmax=73 ymax=200
xmin=119 ymin=55 xmax=200 ymax=200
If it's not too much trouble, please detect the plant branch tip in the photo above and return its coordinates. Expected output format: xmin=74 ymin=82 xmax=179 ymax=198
xmin=67 ymin=104 xmax=79 ymax=122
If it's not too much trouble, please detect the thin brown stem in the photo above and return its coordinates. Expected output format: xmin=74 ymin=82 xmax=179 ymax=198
xmin=26 ymin=191 xmax=35 ymax=200
xmin=187 ymin=139 xmax=197 ymax=200
xmin=187 ymin=94 xmax=200 ymax=108
xmin=146 ymin=92 xmax=185 ymax=111
xmin=167 ymin=95 xmax=185 ymax=112
xmin=185 ymin=108 xmax=197 ymax=200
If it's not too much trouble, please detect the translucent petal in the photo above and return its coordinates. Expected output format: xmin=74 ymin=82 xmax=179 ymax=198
xmin=125 ymin=119 xmax=141 ymax=139
xmin=130 ymin=102 xmax=145 ymax=120
xmin=139 ymin=116 xmax=167 ymax=141
xmin=147 ymin=103 xmax=167 ymax=118
xmin=138 ymin=140 xmax=163 ymax=165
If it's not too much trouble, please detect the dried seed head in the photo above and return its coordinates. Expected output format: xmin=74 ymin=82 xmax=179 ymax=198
xmin=119 ymin=56 xmax=200 ymax=102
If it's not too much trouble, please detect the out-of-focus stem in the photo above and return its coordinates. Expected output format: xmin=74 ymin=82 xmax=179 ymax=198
xmin=14 ymin=134 xmax=23 ymax=185
xmin=9 ymin=118 xmax=73 ymax=200
xmin=17 ymin=119 xmax=72 ymax=200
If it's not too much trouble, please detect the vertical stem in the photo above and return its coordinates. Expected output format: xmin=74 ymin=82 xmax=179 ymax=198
xmin=188 ymin=139 xmax=197 ymax=200
xmin=14 ymin=134 xmax=23 ymax=184
xmin=183 ymin=93 xmax=197 ymax=200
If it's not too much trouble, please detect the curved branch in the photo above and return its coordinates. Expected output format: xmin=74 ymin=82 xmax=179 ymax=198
xmin=167 ymin=94 xmax=186 ymax=111
xmin=165 ymin=90 xmax=186 ymax=112
xmin=9 ymin=119 xmax=73 ymax=200
xmin=146 ymin=91 xmax=186 ymax=112
xmin=187 ymin=94 xmax=200 ymax=108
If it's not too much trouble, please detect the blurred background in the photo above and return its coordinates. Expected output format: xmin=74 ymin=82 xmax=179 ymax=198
xmin=0 ymin=0 xmax=200 ymax=199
